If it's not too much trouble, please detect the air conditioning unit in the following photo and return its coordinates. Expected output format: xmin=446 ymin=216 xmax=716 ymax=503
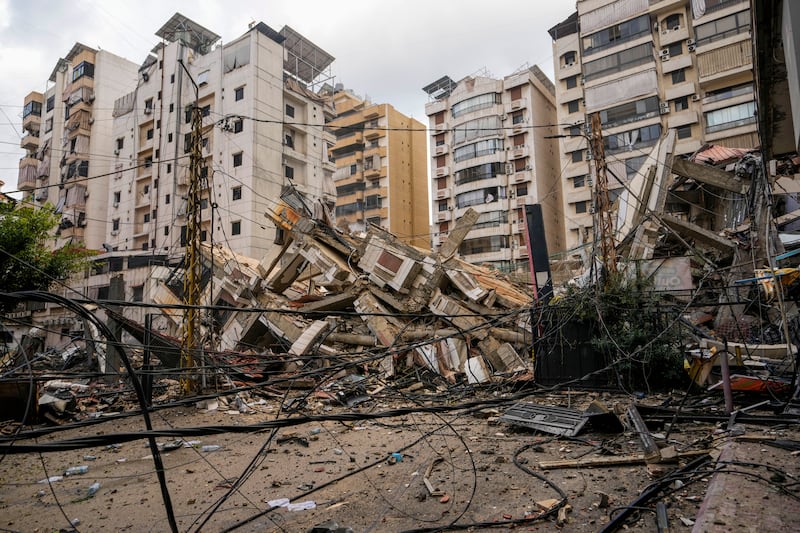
xmin=114 ymin=149 xmax=120 ymax=155
xmin=659 ymin=102 xmax=670 ymax=114
xmin=589 ymin=205 xmax=596 ymax=214
xmin=659 ymin=49 xmax=670 ymax=60
xmin=672 ymin=26 xmax=680 ymax=31
xmin=113 ymin=201 xmax=119 ymax=207
xmin=662 ymin=29 xmax=669 ymax=35
xmin=500 ymin=114 xmax=508 ymax=121
xmin=505 ymin=163 xmax=514 ymax=174
xmin=110 ymin=230 xmax=119 ymax=236
xmin=691 ymin=94 xmax=702 ymax=101
xmin=687 ymin=38 xmax=696 ymax=46
xmin=88 ymin=117 xmax=95 ymax=124
xmin=565 ymin=61 xmax=575 ymax=68
xmin=688 ymin=44 xmax=696 ymax=52
xmin=87 ymin=94 xmax=95 ymax=103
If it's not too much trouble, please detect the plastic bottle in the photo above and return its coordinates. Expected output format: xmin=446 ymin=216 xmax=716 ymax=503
xmin=201 ymin=445 xmax=220 ymax=452
xmin=87 ymin=482 xmax=101 ymax=497
xmin=64 ymin=465 xmax=89 ymax=476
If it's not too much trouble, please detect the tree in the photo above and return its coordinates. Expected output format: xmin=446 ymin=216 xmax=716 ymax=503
xmin=0 ymin=201 xmax=92 ymax=303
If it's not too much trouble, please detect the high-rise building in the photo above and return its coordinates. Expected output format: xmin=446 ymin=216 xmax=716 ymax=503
xmin=328 ymin=89 xmax=429 ymax=248
xmin=549 ymin=0 xmax=758 ymax=252
xmin=19 ymin=43 xmax=139 ymax=251
xmin=108 ymin=14 xmax=336 ymax=259
xmin=423 ymin=66 xmax=564 ymax=272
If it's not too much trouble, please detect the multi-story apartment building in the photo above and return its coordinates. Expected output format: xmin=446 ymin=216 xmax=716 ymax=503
xmin=550 ymin=0 xmax=758 ymax=251
xmin=109 ymin=14 xmax=336 ymax=260
xmin=328 ymin=88 xmax=429 ymax=248
xmin=19 ymin=43 xmax=139 ymax=251
xmin=424 ymin=66 xmax=564 ymax=272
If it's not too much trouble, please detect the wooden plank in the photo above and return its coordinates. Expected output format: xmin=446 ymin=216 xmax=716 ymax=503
xmin=538 ymin=450 xmax=708 ymax=469
xmin=671 ymin=156 xmax=748 ymax=194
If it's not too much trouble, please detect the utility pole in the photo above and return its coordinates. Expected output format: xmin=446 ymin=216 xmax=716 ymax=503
xmin=180 ymin=100 xmax=203 ymax=394
xmin=589 ymin=113 xmax=617 ymax=280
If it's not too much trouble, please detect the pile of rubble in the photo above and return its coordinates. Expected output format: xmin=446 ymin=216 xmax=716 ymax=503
xmin=136 ymin=205 xmax=534 ymax=388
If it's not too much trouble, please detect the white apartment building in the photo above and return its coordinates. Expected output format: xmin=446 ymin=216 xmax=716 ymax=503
xmin=19 ymin=44 xmax=139 ymax=251
xmin=424 ymin=66 xmax=564 ymax=273
xmin=550 ymin=0 xmax=758 ymax=252
xmin=109 ymin=14 xmax=336 ymax=260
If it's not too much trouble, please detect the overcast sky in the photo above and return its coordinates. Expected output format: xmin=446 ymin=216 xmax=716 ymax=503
xmin=0 ymin=0 xmax=576 ymax=195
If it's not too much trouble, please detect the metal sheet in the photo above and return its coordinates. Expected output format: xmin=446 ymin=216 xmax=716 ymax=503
xmin=500 ymin=402 xmax=588 ymax=437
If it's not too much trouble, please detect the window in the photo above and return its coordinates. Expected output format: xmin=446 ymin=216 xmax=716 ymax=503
xmin=671 ymin=68 xmax=686 ymax=84
xmin=113 ymin=191 xmax=121 ymax=204
xmin=453 ymin=116 xmax=502 ymax=144
xmin=164 ymin=226 xmax=169 ymax=235
xmin=599 ymin=96 xmax=660 ymax=128
xmin=165 ymin=194 xmax=170 ymax=204
xmin=704 ymin=83 xmax=754 ymax=104
xmin=704 ymin=101 xmax=756 ymax=133
xmin=169 ymin=103 xmax=174 ymax=113
xmin=583 ymin=42 xmax=653 ymax=82
xmin=166 ymin=164 xmax=172 ymax=173
xmin=625 ymin=155 xmax=647 ymax=178
xmin=232 ymin=186 xmax=242 ymax=200
xmin=233 ymin=119 xmax=243 ymax=133
xmin=438 ymin=201 xmax=448 ymax=212
xmin=695 ymin=10 xmax=750 ymax=46
xmin=512 ymin=112 xmax=525 ymax=124
xmin=116 ymin=137 xmax=124 ymax=150
xmin=562 ymin=50 xmax=577 ymax=66
xmin=573 ymin=175 xmax=585 ymax=188
xmin=167 ymin=133 xmax=173 ymax=143
xmin=455 ymin=186 xmax=506 ymax=208
xmin=454 ymin=162 xmax=504 ymax=185
xmin=567 ymin=100 xmax=580 ymax=113
xmin=664 ymin=14 xmax=681 ymax=30
xmin=132 ymin=286 xmax=144 ymax=302
xmin=350 ymin=164 xmax=358 ymax=175
xmin=197 ymin=70 xmax=209 ymax=85
xmin=285 ymin=165 xmax=294 ymax=179
xmin=459 ymin=235 xmax=510 ymax=255
xmin=156 ymin=119 xmax=160 ymax=129
xmin=144 ymin=213 xmax=150 ymax=223
xmin=565 ymin=75 xmax=578 ymax=89
xmin=673 ymin=96 xmax=690 ymax=112
xmin=231 ymin=221 xmax=241 ymax=235
xmin=144 ymin=156 xmax=152 ymax=168
xmin=146 ymin=128 xmax=154 ymax=140
xmin=72 ymin=61 xmax=94 ymax=82
xmin=201 ymin=105 xmax=211 ymax=117
xmin=46 ymin=95 xmax=55 ymax=112
xmin=45 ymin=117 xmax=53 ymax=132
xmin=200 ymin=230 xmax=207 ymax=242
xmin=143 ymin=184 xmax=150 ymax=194
xmin=451 ymin=92 xmax=501 ymax=118
xmin=453 ymin=138 xmax=504 ymax=163
xmin=200 ymin=198 xmax=208 ymax=209
xmin=170 ymin=74 xmax=175 ymax=84
xmin=235 ymin=86 xmax=244 ymax=101
xmin=676 ymin=124 xmax=692 ymax=139
xmin=284 ymin=132 xmax=294 ymax=147
xmin=233 ymin=152 xmax=243 ymax=167
xmin=605 ymin=124 xmax=662 ymax=154
xmin=574 ymin=201 xmax=588 ymax=214
xmin=144 ymin=98 xmax=153 ymax=112
xmin=285 ymin=104 xmax=295 ymax=118
xmin=582 ymin=14 xmax=650 ymax=56
xmin=667 ymin=42 xmax=682 ymax=57
xmin=22 ymin=101 xmax=42 ymax=118
xmin=571 ymin=150 xmax=584 ymax=163
xmin=112 ymin=218 xmax=120 ymax=231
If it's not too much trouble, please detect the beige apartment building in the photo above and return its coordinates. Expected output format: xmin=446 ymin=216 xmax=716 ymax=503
xmin=328 ymin=89 xmax=429 ymax=248
xmin=550 ymin=0 xmax=758 ymax=252
xmin=109 ymin=14 xmax=336 ymax=260
xmin=424 ymin=66 xmax=564 ymax=272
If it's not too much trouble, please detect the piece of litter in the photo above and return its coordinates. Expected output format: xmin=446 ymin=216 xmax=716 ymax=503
xmin=286 ymin=500 xmax=316 ymax=511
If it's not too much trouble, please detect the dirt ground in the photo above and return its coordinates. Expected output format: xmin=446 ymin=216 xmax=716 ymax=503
xmin=1 ymin=390 xmax=798 ymax=532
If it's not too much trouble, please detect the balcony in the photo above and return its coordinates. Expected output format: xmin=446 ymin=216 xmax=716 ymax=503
xmin=18 ymin=158 xmax=38 ymax=190
xmin=331 ymin=131 xmax=364 ymax=152
xmin=363 ymin=107 xmax=382 ymax=120
xmin=511 ymin=120 xmax=528 ymax=135
xmin=434 ymin=187 xmax=450 ymax=200
xmin=364 ymin=166 xmax=383 ymax=180
xmin=364 ymin=128 xmax=381 ymax=141
xmin=22 ymin=112 xmax=41 ymax=133
xmin=697 ymin=40 xmax=752 ymax=83
xmin=434 ymin=166 xmax=449 ymax=178
xmin=436 ymin=210 xmax=451 ymax=223
xmin=648 ymin=0 xmax=686 ymax=15
xmin=657 ymin=25 xmax=689 ymax=47
xmin=21 ymin=132 xmax=40 ymax=151
xmin=505 ymin=98 xmax=527 ymax=114
xmin=512 ymin=172 xmax=528 ymax=183
xmin=509 ymin=145 xmax=529 ymax=160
